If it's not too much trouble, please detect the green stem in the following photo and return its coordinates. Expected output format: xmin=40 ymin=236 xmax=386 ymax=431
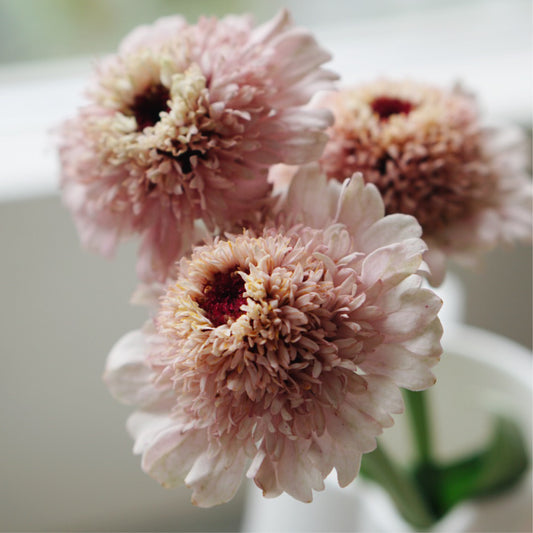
xmin=360 ymin=443 xmax=436 ymax=529
xmin=404 ymin=389 xmax=433 ymax=465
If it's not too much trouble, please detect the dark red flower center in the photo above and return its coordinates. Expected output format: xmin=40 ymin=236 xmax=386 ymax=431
xmin=371 ymin=96 xmax=414 ymax=120
xmin=130 ymin=83 xmax=170 ymax=130
xmin=199 ymin=270 xmax=247 ymax=327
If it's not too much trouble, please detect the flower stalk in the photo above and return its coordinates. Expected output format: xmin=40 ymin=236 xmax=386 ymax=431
xmin=404 ymin=389 xmax=433 ymax=466
xmin=362 ymin=382 xmax=530 ymax=529
xmin=360 ymin=444 xmax=436 ymax=530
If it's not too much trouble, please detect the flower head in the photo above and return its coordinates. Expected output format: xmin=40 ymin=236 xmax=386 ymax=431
xmin=273 ymin=80 xmax=532 ymax=285
xmin=58 ymin=10 xmax=336 ymax=282
xmin=104 ymin=166 xmax=443 ymax=506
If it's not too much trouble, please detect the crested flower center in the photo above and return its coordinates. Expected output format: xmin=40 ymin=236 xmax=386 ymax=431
xmin=155 ymin=229 xmax=384 ymax=440
xmin=320 ymin=83 xmax=494 ymax=237
xmin=198 ymin=270 xmax=247 ymax=327
xmin=371 ymin=96 xmax=414 ymax=120
xmin=130 ymin=83 xmax=171 ymax=130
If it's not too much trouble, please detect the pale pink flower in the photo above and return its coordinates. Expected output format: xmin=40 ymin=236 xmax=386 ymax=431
xmin=104 ymin=166 xmax=443 ymax=507
xmin=270 ymin=80 xmax=532 ymax=286
xmin=58 ymin=10 xmax=336 ymax=282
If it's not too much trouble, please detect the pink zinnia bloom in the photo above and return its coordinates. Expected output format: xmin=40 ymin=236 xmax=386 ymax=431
xmin=104 ymin=166 xmax=443 ymax=507
xmin=58 ymin=10 xmax=336 ymax=282
xmin=271 ymin=80 xmax=532 ymax=286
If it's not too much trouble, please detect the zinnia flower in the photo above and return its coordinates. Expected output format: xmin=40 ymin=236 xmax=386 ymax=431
xmin=58 ymin=10 xmax=336 ymax=282
xmin=104 ymin=166 xmax=443 ymax=506
xmin=272 ymin=79 xmax=532 ymax=285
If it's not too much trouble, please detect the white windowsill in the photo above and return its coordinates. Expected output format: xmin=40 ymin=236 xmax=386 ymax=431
xmin=0 ymin=0 xmax=530 ymax=203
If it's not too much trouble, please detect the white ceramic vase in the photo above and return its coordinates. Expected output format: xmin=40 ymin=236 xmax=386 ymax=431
xmin=241 ymin=323 xmax=532 ymax=533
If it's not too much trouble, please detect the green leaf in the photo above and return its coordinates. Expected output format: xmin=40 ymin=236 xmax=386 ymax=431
xmin=413 ymin=414 xmax=530 ymax=518
xmin=361 ymin=406 xmax=529 ymax=529
xmin=441 ymin=414 xmax=528 ymax=509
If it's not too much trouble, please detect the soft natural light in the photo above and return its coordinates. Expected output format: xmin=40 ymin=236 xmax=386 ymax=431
xmin=1 ymin=2 xmax=531 ymax=532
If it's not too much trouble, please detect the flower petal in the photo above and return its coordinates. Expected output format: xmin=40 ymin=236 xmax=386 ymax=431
xmin=104 ymin=330 xmax=166 ymax=407
xmin=282 ymin=164 xmax=340 ymax=228
xmin=335 ymin=175 xmax=385 ymax=234
xmin=127 ymin=411 xmax=174 ymax=454
xmin=359 ymin=213 xmax=422 ymax=253
xmin=185 ymin=441 xmax=248 ymax=507
xmin=359 ymin=342 xmax=439 ymax=390
xmin=377 ymin=288 xmax=443 ymax=342
xmin=361 ymin=239 xmax=427 ymax=291
xmin=276 ymin=439 xmax=325 ymax=502
xmin=247 ymin=451 xmax=283 ymax=498
xmin=141 ymin=425 xmax=207 ymax=489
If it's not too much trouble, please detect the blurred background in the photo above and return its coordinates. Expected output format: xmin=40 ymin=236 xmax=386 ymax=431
xmin=0 ymin=0 xmax=531 ymax=531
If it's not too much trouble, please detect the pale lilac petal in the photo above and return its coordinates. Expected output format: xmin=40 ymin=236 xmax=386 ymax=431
xmin=282 ymin=164 xmax=340 ymax=228
xmin=118 ymin=16 xmax=187 ymax=53
xmin=267 ymin=163 xmax=298 ymax=193
xmin=249 ymin=440 xmax=325 ymax=503
xmin=335 ymin=175 xmax=385 ymax=234
xmin=130 ymin=282 xmax=166 ymax=309
xmin=361 ymin=238 xmax=427 ymax=290
xmin=318 ymin=407 xmax=379 ymax=488
xmin=246 ymin=8 xmax=292 ymax=48
xmin=359 ymin=213 xmax=422 ymax=253
xmin=280 ymin=440 xmax=326 ymax=500
xmin=141 ymin=425 xmax=207 ymax=488
xmin=423 ymin=246 xmax=447 ymax=287
xmin=359 ymin=343 xmax=438 ymax=390
xmin=58 ymin=10 xmax=336 ymax=283
xmin=247 ymin=451 xmax=283 ymax=499
xmin=306 ymin=378 xmax=383 ymax=488
xmin=402 ymin=317 xmax=444 ymax=357
xmin=136 ymin=211 xmax=187 ymax=283
xmin=104 ymin=330 xmax=166 ymax=407
xmin=269 ymin=29 xmax=331 ymax=87
xmin=347 ymin=375 xmax=405 ymax=427
xmin=335 ymin=453 xmax=362 ymax=488
xmin=377 ymin=289 xmax=443 ymax=342
xmin=265 ymin=29 xmax=337 ymax=106
xmin=127 ymin=411 xmax=175 ymax=454
xmin=256 ymin=108 xmax=333 ymax=165
xmin=310 ymin=432 xmax=363 ymax=488
xmin=185 ymin=442 xmax=249 ymax=507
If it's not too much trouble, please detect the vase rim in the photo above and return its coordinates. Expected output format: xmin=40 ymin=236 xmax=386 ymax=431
xmin=442 ymin=322 xmax=532 ymax=390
